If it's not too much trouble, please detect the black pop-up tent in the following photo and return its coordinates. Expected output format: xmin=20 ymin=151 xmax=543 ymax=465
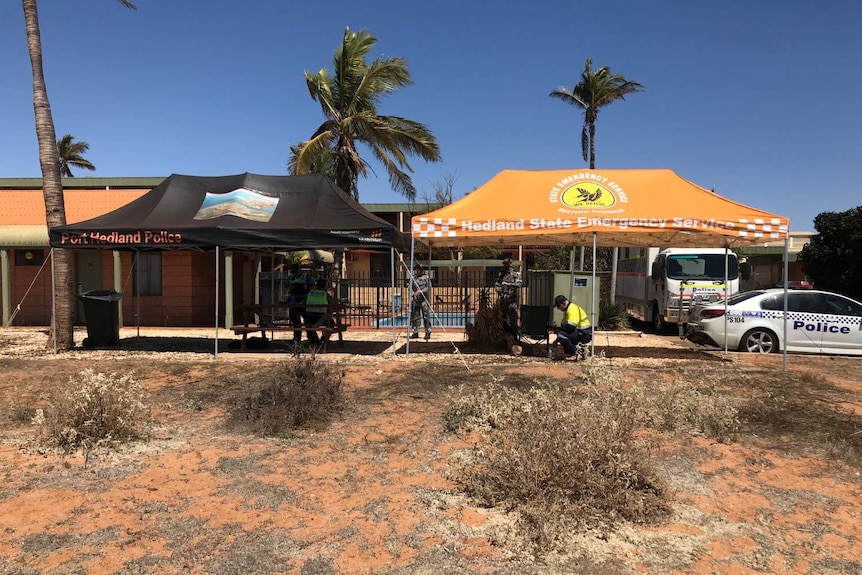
xmin=49 ymin=172 xmax=409 ymax=251
xmin=48 ymin=173 xmax=410 ymax=355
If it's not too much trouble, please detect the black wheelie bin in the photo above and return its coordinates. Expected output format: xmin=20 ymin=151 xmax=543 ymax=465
xmin=79 ymin=290 xmax=121 ymax=347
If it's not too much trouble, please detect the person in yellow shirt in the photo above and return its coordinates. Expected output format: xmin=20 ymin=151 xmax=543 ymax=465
xmin=553 ymin=294 xmax=592 ymax=360
xmin=304 ymin=278 xmax=335 ymax=347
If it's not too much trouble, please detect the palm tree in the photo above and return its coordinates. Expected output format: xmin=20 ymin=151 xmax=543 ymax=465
xmin=57 ymin=134 xmax=96 ymax=177
xmin=551 ymin=58 xmax=644 ymax=303
xmin=549 ymin=57 xmax=644 ymax=169
xmin=22 ymin=0 xmax=136 ymax=349
xmin=289 ymin=27 xmax=441 ymax=201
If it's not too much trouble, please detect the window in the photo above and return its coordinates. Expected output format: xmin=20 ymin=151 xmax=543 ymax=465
xmin=666 ymin=254 xmax=738 ymax=280
xmin=765 ymin=292 xmax=828 ymax=313
xmin=787 ymin=293 xmax=828 ymax=314
xmin=14 ymin=249 xmax=45 ymax=266
xmin=133 ymin=252 xmax=162 ymax=296
xmin=369 ymin=253 xmax=392 ymax=287
xmin=823 ymin=293 xmax=862 ymax=317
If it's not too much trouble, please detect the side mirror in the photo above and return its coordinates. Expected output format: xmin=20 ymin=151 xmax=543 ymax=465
xmin=651 ymin=261 xmax=661 ymax=280
xmin=739 ymin=261 xmax=752 ymax=281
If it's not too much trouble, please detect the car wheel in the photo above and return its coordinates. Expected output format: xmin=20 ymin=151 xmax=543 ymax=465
xmin=652 ymin=303 xmax=666 ymax=332
xmin=739 ymin=328 xmax=779 ymax=354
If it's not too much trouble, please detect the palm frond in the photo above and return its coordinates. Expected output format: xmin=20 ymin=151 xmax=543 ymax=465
xmin=288 ymin=128 xmax=336 ymax=175
xmin=292 ymin=27 xmax=440 ymax=200
xmin=57 ymin=134 xmax=95 ymax=177
xmin=551 ymin=56 xmax=644 ymax=167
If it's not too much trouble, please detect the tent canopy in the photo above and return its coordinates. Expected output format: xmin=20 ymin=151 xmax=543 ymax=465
xmin=49 ymin=173 xmax=409 ymax=251
xmin=412 ymin=169 xmax=789 ymax=248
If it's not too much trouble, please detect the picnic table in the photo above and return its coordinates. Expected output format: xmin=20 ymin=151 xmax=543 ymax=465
xmin=231 ymin=303 xmax=350 ymax=352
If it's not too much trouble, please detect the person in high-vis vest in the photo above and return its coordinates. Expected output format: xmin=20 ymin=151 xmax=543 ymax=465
xmin=553 ymin=294 xmax=592 ymax=360
xmin=288 ymin=263 xmax=315 ymax=341
xmin=304 ymin=278 xmax=333 ymax=346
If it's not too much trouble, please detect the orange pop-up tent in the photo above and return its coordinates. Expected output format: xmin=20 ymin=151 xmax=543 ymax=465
xmin=412 ymin=169 xmax=789 ymax=247
xmin=408 ymin=168 xmax=793 ymax=367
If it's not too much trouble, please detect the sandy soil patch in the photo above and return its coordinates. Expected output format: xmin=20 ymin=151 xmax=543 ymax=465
xmin=0 ymin=327 xmax=860 ymax=574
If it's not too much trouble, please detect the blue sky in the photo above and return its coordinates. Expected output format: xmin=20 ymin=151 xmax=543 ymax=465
xmin=2 ymin=1 xmax=860 ymax=232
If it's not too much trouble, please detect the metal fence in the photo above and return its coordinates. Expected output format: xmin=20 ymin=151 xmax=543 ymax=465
xmin=256 ymin=270 xmax=606 ymax=329
xmin=256 ymin=271 xmax=549 ymax=329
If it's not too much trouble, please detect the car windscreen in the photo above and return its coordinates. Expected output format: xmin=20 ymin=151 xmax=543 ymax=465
xmin=667 ymin=254 xmax=739 ymax=281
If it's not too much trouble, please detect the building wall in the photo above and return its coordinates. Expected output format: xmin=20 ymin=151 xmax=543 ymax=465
xmin=113 ymin=251 xmax=221 ymax=327
xmin=6 ymin=250 xmax=228 ymax=328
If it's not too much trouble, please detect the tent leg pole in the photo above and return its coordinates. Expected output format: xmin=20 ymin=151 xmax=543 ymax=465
xmin=724 ymin=246 xmax=729 ymax=352
xmin=391 ymin=247 xmax=398 ymax=356
xmin=214 ymin=247 xmax=219 ymax=359
xmin=112 ymin=250 xmax=123 ymax=329
xmin=134 ymin=251 xmax=140 ymax=337
xmin=783 ymin=233 xmax=790 ymax=372
xmin=591 ymin=233 xmax=597 ymax=358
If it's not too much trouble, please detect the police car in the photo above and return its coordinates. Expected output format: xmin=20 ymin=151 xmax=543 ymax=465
xmin=686 ymin=288 xmax=862 ymax=355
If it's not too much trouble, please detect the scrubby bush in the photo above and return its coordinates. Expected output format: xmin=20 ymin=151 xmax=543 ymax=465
xmin=446 ymin=363 xmax=748 ymax=549
xmin=628 ymin=376 xmax=741 ymax=442
xmin=443 ymin=382 xmax=525 ymax=432
xmin=228 ymin=356 xmax=344 ymax=436
xmin=465 ymin=289 xmax=509 ymax=351
xmin=449 ymin=370 xmax=670 ymax=550
xmin=32 ymin=369 xmax=150 ymax=451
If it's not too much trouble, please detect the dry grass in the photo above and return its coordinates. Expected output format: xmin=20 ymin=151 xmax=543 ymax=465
xmin=31 ymin=368 xmax=152 ymax=453
xmin=2 ymin=327 xmax=862 ymax=574
xmin=446 ymin=365 xmax=674 ymax=550
xmin=225 ymin=355 xmax=345 ymax=436
xmin=735 ymin=369 xmax=862 ymax=466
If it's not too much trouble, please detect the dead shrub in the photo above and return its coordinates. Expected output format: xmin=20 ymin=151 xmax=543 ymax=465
xmin=227 ymin=356 xmax=344 ymax=436
xmin=443 ymin=381 xmax=525 ymax=432
xmin=32 ymin=369 xmax=150 ymax=451
xmin=737 ymin=370 xmax=862 ymax=466
xmin=627 ymin=376 xmax=742 ymax=442
xmin=452 ymin=371 xmax=670 ymax=550
xmin=465 ymin=291 xmax=509 ymax=351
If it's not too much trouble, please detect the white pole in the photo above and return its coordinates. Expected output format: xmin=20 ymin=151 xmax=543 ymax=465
xmin=214 ymin=247 xmax=219 ymax=358
xmin=134 ymin=251 xmax=140 ymax=337
xmin=782 ymin=233 xmax=790 ymax=371
xmin=391 ymin=246 xmax=398 ymax=356
xmin=591 ymin=232 xmax=597 ymax=357
xmin=724 ymin=246 xmax=729 ymax=352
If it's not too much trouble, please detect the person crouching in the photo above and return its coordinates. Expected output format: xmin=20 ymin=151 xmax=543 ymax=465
xmin=553 ymin=295 xmax=592 ymax=360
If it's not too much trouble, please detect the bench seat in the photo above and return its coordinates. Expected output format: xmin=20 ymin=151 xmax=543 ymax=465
xmin=230 ymin=322 xmax=350 ymax=352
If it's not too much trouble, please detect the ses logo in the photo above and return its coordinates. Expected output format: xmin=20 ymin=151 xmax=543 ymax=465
xmin=560 ymin=182 xmax=616 ymax=209
xmin=549 ymin=174 xmax=626 ymax=213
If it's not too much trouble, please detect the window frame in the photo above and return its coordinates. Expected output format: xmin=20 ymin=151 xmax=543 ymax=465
xmin=132 ymin=251 xmax=163 ymax=296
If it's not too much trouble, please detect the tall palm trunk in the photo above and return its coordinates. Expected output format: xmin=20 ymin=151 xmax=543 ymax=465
xmin=23 ymin=0 xmax=75 ymax=349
